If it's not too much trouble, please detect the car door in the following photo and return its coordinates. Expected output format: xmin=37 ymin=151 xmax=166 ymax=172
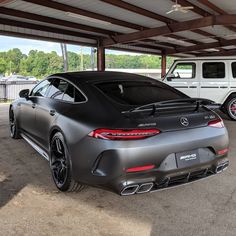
xmin=165 ymin=61 xmax=199 ymax=98
xmin=19 ymin=79 xmax=50 ymax=140
xmin=199 ymin=61 xmax=229 ymax=103
xmin=34 ymin=78 xmax=68 ymax=149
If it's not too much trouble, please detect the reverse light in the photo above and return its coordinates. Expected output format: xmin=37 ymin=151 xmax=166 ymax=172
xmin=208 ymin=119 xmax=224 ymax=128
xmin=126 ymin=165 xmax=155 ymax=173
xmin=88 ymin=128 xmax=160 ymax=140
xmin=217 ymin=148 xmax=229 ymax=155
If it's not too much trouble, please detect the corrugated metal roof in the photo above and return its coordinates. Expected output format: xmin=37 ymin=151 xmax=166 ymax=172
xmin=0 ymin=0 xmax=236 ymax=56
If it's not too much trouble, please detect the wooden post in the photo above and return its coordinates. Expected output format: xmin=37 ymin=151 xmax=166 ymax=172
xmin=161 ymin=54 xmax=166 ymax=78
xmin=97 ymin=46 xmax=105 ymax=71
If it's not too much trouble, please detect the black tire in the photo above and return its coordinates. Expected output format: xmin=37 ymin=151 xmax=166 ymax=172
xmin=9 ymin=108 xmax=21 ymax=139
xmin=225 ymin=96 xmax=236 ymax=121
xmin=49 ymin=132 xmax=84 ymax=192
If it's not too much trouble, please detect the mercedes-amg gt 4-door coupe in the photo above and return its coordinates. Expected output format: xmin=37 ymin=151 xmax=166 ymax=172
xmin=9 ymin=72 xmax=229 ymax=195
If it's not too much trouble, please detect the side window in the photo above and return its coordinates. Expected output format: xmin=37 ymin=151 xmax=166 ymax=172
xmin=31 ymin=79 xmax=51 ymax=97
xmin=47 ymin=78 xmax=68 ymax=100
xmin=63 ymin=83 xmax=86 ymax=103
xmin=203 ymin=62 xmax=225 ymax=79
xmin=232 ymin=62 xmax=236 ymax=78
xmin=170 ymin=63 xmax=196 ymax=79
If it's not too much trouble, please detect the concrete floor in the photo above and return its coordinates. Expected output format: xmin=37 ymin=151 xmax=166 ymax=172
xmin=0 ymin=103 xmax=236 ymax=236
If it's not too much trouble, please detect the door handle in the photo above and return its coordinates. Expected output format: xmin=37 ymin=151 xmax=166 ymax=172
xmin=49 ymin=110 xmax=56 ymax=116
xmin=32 ymin=103 xmax=36 ymax=109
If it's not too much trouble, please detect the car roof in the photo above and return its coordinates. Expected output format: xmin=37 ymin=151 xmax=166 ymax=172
xmin=49 ymin=71 xmax=159 ymax=84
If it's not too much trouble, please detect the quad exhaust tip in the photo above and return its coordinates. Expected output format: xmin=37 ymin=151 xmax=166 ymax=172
xmin=136 ymin=183 xmax=154 ymax=194
xmin=121 ymin=183 xmax=153 ymax=196
xmin=216 ymin=161 xmax=229 ymax=174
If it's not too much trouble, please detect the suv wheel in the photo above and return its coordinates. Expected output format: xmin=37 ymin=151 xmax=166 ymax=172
xmin=225 ymin=97 xmax=236 ymax=121
xmin=50 ymin=132 xmax=84 ymax=192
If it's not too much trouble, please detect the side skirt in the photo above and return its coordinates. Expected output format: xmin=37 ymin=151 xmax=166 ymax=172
xmin=21 ymin=133 xmax=49 ymax=161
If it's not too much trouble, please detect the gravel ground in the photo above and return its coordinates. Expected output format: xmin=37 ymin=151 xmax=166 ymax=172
xmin=0 ymin=103 xmax=236 ymax=236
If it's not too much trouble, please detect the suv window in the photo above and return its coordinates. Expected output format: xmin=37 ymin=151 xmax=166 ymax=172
xmin=31 ymin=79 xmax=51 ymax=97
xmin=63 ymin=83 xmax=86 ymax=103
xmin=203 ymin=62 xmax=225 ymax=78
xmin=232 ymin=62 xmax=236 ymax=78
xmin=47 ymin=78 xmax=68 ymax=99
xmin=96 ymin=81 xmax=184 ymax=106
xmin=171 ymin=63 xmax=196 ymax=79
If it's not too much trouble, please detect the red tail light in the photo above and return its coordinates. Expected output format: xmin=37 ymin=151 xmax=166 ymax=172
xmin=217 ymin=148 xmax=229 ymax=155
xmin=126 ymin=165 xmax=155 ymax=173
xmin=88 ymin=128 xmax=160 ymax=140
xmin=208 ymin=119 xmax=224 ymax=128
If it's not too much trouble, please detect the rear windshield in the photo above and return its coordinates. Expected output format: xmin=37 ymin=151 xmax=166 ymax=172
xmin=96 ymin=81 xmax=184 ymax=106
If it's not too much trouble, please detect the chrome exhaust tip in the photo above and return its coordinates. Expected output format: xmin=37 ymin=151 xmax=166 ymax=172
xmin=121 ymin=185 xmax=139 ymax=196
xmin=136 ymin=183 xmax=153 ymax=194
xmin=216 ymin=161 xmax=229 ymax=174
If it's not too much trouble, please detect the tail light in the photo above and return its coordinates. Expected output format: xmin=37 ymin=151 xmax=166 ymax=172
xmin=208 ymin=119 xmax=224 ymax=128
xmin=217 ymin=148 xmax=229 ymax=155
xmin=88 ymin=128 xmax=160 ymax=140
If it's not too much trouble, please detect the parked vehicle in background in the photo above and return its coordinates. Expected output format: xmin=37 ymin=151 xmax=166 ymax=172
xmin=26 ymin=76 xmax=37 ymax=81
xmin=9 ymin=72 xmax=229 ymax=195
xmin=164 ymin=57 xmax=236 ymax=120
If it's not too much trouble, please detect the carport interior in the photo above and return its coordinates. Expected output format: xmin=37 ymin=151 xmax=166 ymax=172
xmin=1 ymin=0 xmax=236 ymax=76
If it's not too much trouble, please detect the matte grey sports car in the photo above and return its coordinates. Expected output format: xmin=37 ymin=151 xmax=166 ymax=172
xmin=9 ymin=72 xmax=229 ymax=195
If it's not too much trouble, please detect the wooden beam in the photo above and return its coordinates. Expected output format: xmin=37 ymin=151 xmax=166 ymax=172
xmin=97 ymin=46 xmax=105 ymax=71
xmin=0 ymin=17 xmax=98 ymax=40
xmin=102 ymin=14 xmax=236 ymax=46
xmin=0 ymin=7 xmax=116 ymax=36
xmin=161 ymin=54 xmax=167 ymax=78
xmin=23 ymin=0 xmax=144 ymax=31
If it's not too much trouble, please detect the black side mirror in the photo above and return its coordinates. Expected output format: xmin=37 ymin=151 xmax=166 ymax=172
xmin=19 ymin=89 xmax=30 ymax=98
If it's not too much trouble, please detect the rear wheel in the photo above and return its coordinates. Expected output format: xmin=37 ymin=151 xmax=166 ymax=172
xmin=50 ymin=132 xmax=84 ymax=192
xmin=225 ymin=97 xmax=236 ymax=121
xmin=9 ymin=108 xmax=21 ymax=139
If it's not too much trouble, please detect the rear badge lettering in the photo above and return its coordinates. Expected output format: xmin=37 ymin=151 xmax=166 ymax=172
xmin=180 ymin=153 xmax=197 ymax=161
xmin=138 ymin=123 xmax=157 ymax=127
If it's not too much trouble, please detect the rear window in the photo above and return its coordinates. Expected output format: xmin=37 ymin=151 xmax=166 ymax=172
xmin=96 ymin=81 xmax=184 ymax=106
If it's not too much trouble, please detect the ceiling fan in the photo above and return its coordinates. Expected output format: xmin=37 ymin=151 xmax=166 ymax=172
xmin=166 ymin=0 xmax=194 ymax=14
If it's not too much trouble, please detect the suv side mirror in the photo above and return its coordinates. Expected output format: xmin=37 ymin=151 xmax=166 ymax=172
xmin=19 ymin=89 xmax=30 ymax=98
xmin=166 ymin=73 xmax=175 ymax=81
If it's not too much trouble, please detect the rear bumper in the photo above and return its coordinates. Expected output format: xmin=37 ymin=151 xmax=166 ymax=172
xmin=70 ymin=126 xmax=229 ymax=195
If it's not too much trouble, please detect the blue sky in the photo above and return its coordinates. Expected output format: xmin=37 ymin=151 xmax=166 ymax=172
xmin=0 ymin=36 xmax=139 ymax=55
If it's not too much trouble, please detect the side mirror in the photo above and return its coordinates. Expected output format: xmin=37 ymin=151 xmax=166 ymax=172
xmin=165 ymin=73 xmax=174 ymax=81
xmin=19 ymin=89 xmax=30 ymax=98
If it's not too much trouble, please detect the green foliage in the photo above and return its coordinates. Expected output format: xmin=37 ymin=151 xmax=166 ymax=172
xmin=0 ymin=48 xmax=175 ymax=78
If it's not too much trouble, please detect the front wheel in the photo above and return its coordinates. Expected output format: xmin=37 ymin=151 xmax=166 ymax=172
xmin=225 ymin=97 xmax=236 ymax=121
xmin=50 ymin=132 xmax=84 ymax=192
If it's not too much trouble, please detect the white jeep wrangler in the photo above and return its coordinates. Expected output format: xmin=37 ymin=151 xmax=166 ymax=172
xmin=164 ymin=57 xmax=236 ymax=120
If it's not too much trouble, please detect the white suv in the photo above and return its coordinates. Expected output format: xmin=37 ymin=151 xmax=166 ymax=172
xmin=164 ymin=57 xmax=236 ymax=120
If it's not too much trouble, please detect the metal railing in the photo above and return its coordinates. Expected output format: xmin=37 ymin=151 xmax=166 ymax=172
xmin=0 ymin=80 xmax=37 ymax=101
